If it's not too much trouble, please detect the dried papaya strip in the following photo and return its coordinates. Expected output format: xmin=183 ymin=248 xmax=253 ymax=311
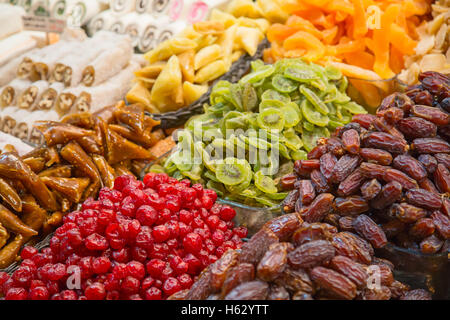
xmin=351 ymin=0 xmax=368 ymax=38
xmin=60 ymin=141 xmax=102 ymax=184
xmin=0 ymin=234 xmax=23 ymax=268
xmin=0 ymin=204 xmax=37 ymax=237
xmin=92 ymin=155 xmax=116 ymax=189
xmin=344 ymin=51 xmax=374 ymax=70
xmin=372 ymin=4 xmax=400 ymax=79
xmin=0 ymin=153 xmax=58 ymax=211
xmin=286 ymin=15 xmax=323 ymax=40
xmin=0 ymin=177 xmax=22 ymax=212
xmin=389 ymin=23 xmax=417 ymax=56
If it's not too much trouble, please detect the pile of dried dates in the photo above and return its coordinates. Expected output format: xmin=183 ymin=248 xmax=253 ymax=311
xmin=172 ymin=214 xmax=431 ymax=300
xmin=281 ymin=71 xmax=450 ymax=254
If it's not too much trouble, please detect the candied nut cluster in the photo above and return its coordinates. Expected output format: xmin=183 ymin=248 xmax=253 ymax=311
xmin=281 ymin=71 xmax=450 ymax=255
xmin=174 ymin=214 xmax=431 ymax=300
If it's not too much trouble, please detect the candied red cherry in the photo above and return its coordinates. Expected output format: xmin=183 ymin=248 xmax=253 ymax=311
xmin=0 ymin=271 xmax=10 ymax=287
xmin=120 ymin=196 xmax=136 ymax=217
xmin=219 ymin=205 xmax=236 ymax=221
xmin=85 ymin=233 xmax=109 ymax=251
xmin=112 ymin=248 xmax=130 ymax=263
xmin=99 ymin=198 xmax=115 ymax=211
xmin=157 ymin=208 xmax=172 ymax=224
xmin=209 ymin=255 xmax=218 ymax=264
xmin=150 ymin=243 xmax=169 ymax=260
xmin=126 ymin=261 xmax=145 ymax=280
xmin=118 ymin=219 xmax=141 ymax=240
xmin=130 ymin=189 xmax=147 ymax=206
xmin=60 ymin=290 xmax=78 ymax=300
xmin=6 ymin=287 xmax=28 ymax=300
xmin=21 ymin=246 xmax=38 ymax=260
xmin=46 ymin=280 xmax=60 ymax=296
xmin=153 ymin=173 xmax=169 ymax=186
xmin=136 ymin=205 xmax=158 ymax=226
xmin=106 ymin=290 xmax=120 ymax=300
xmin=201 ymin=195 xmax=214 ymax=210
xmin=12 ymin=266 xmax=33 ymax=287
xmin=183 ymin=253 xmax=202 ymax=275
xmin=203 ymin=189 xmax=218 ymax=202
xmin=153 ymin=225 xmax=170 ymax=243
xmin=183 ymin=233 xmax=203 ymax=254
xmin=215 ymin=246 xmax=226 ymax=258
xmin=131 ymin=246 xmax=148 ymax=262
xmin=47 ymin=263 xmax=66 ymax=281
xmin=82 ymin=198 xmax=101 ymax=211
xmin=21 ymin=259 xmax=37 ymax=273
xmin=179 ymin=210 xmax=193 ymax=224
xmin=206 ymin=215 xmax=220 ymax=229
xmin=29 ymin=286 xmax=49 ymax=300
xmin=192 ymin=183 xmax=203 ymax=197
xmin=97 ymin=209 xmax=116 ymax=226
xmin=104 ymin=274 xmax=120 ymax=291
xmin=177 ymin=274 xmax=193 ymax=289
xmin=146 ymin=193 xmax=165 ymax=210
xmin=216 ymin=220 xmax=228 ymax=232
xmin=143 ymin=172 xmax=157 ymax=188
xmin=66 ymin=228 xmax=83 ymax=247
xmin=141 ymin=277 xmax=155 ymax=291
xmin=29 ymin=279 xmax=45 ymax=289
xmin=135 ymin=229 xmax=154 ymax=250
xmin=178 ymin=222 xmax=192 ymax=238
xmin=113 ymin=175 xmax=136 ymax=192
xmin=144 ymin=287 xmax=162 ymax=300
xmin=162 ymin=277 xmax=181 ymax=296
xmin=233 ymin=226 xmax=248 ymax=238
xmin=85 ymin=282 xmax=106 ymax=300
xmin=192 ymin=217 xmax=205 ymax=229
xmin=181 ymin=188 xmax=196 ymax=203
xmin=92 ymin=257 xmax=111 ymax=274
xmin=211 ymin=230 xmax=225 ymax=246
xmin=146 ymin=259 xmax=166 ymax=278
xmin=78 ymin=217 xmax=98 ymax=237
xmin=121 ymin=276 xmax=140 ymax=295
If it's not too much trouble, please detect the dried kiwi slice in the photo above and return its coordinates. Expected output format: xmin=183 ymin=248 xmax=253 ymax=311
xmin=242 ymin=83 xmax=258 ymax=111
xmin=301 ymin=99 xmax=329 ymax=127
xmin=284 ymin=66 xmax=318 ymax=82
xmin=254 ymin=171 xmax=278 ymax=194
xmin=300 ymin=85 xmax=329 ymax=115
xmin=325 ymin=65 xmax=342 ymax=80
xmin=261 ymin=89 xmax=290 ymax=103
xmin=259 ymin=99 xmax=285 ymax=112
xmin=290 ymin=149 xmax=307 ymax=160
xmin=257 ymin=107 xmax=285 ymax=131
xmin=342 ymin=101 xmax=367 ymax=114
xmin=266 ymin=192 xmax=288 ymax=200
xmin=240 ymin=65 xmax=275 ymax=84
xmin=215 ymin=157 xmax=251 ymax=186
xmin=272 ymin=74 xmax=298 ymax=93
xmin=281 ymin=102 xmax=301 ymax=128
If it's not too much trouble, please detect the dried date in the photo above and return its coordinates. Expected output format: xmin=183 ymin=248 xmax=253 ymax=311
xmin=291 ymin=223 xmax=337 ymax=246
xmin=362 ymin=132 xmax=408 ymax=154
xmin=409 ymin=218 xmax=435 ymax=239
xmin=405 ymin=188 xmax=442 ymax=210
xmin=287 ymin=240 xmax=335 ymax=269
xmin=330 ymin=255 xmax=367 ymax=288
xmin=360 ymin=179 xmax=382 ymax=200
xmin=337 ymin=168 xmax=365 ymax=197
xmin=257 ymin=242 xmax=289 ymax=282
xmin=342 ymin=129 xmax=360 ymax=154
xmin=393 ymin=203 xmax=428 ymax=223
xmin=371 ymin=181 xmax=402 ymax=210
xmin=420 ymin=234 xmax=443 ymax=254
xmin=310 ymin=266 xmax=357 ymax=300
xmin=301 ymin=193 xmax=334 ymax=223
xmin=383 ymin=168 xmax=418 ymax=190
xmin=310 ymin=169 xmax=331 ymax=193
xmin=418 ymin=154 xmax=438 ymax=174
xmin=411 ymin=104 xmax=449 ymax=126
xmin=224 ymin=280 xmax=269 ymax=300
xmin=334 ymin=196 xmax=369 ymax=216
xmin=431 ymin=211 xmax=450 ymax=239
xmin=330 ymin=154 xmax=361 ymax=184
xmin=412 ymin=138 xmax=450 ymax=154
xmin=434 ymin=163 xmax=450 ymax=193
xmin=360 ymin=148 xmax=392 ymax=165
xmin=393 ymin=155 xmax=427 ymax=181
xmin=320 ymin=153 xmax=337 ymax=181
xmin=353 ymin=214 xmax=388 ymax=248
xmin=397 ymin=117 xmax=437 ymax=139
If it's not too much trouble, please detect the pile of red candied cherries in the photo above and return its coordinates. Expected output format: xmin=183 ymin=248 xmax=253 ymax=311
xmin=0 ymin=173 xmax=248 ymax=300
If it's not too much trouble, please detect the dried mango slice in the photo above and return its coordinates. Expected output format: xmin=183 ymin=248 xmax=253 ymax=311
xmin=209 ymin=9 xmax=237 ymax=28
xmin=284 ymin=31 xmax=325 ymax=62
xmin=389 ymin=23 xmax=417 ymax=55
xmin=134 ymin=62 xmax=166 ymax=79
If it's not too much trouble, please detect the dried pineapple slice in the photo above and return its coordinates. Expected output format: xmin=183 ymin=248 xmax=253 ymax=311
xmin=193 ymin=21 xmax=225 ymax=35
xmin=183 ymin=82 xmax=208 ymax=105
xmin=178 ymin=49 xmax=195 ymax=83
xmin=237 ymin=17 xmax=270 ymax=33
xmin=227 ymin=0 xmax=264 ymax=19
xmin=150 ymin=55 xmax=183 ymax=110
xmin=126 ymin=82 xmax=160 ymax=113
xmin=235 ymin=26 xmax=264 ymax=56
xmin=217 ymin=24 xmax=238 ymax=69
xmin=134 ymin=62 xmax=166 ymax=79
xmin=209 ymin=9 xmax=237 ymax=28
xmin=232 ymin=50 xmax=245 ymax=62
xmin=256 ymin=0 xmax=288 ymax=23
xmin=144 ymin=38 xmax=198 ymax=64
xmin=194 ymin=44 xmax=222 ymax=70
xmin=194 ymin=59 xmax=227 ymax=84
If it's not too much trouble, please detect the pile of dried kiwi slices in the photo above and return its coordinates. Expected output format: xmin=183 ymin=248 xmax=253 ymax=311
xmin=155 ymin=58 xmax=367 ymax=207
